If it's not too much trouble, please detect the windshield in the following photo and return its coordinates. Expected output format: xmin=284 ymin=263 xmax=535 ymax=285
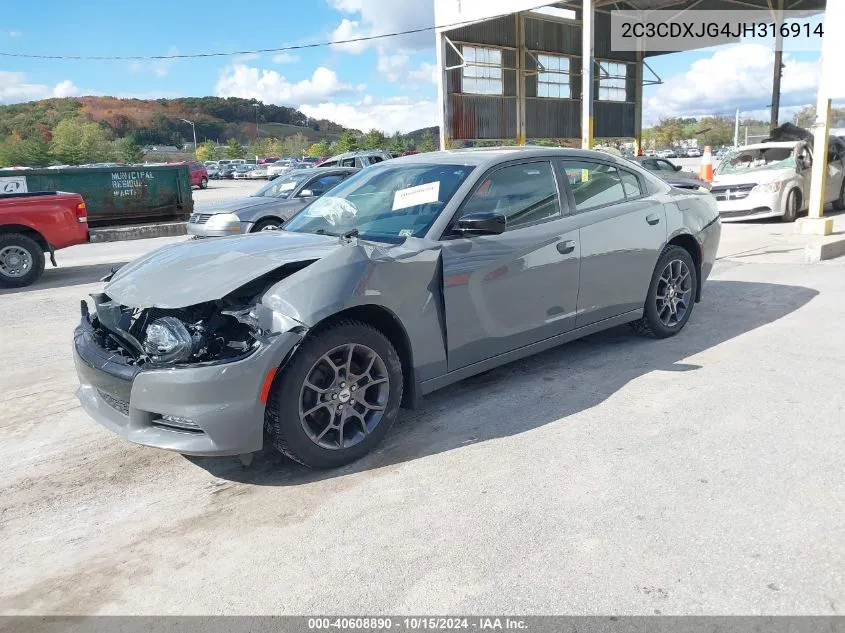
xmin=716 ymin=146 xmax=796 ymax=175
xmin=251 ymin=172 xmax=312 ymax=198
xmin=284 ymin=163 xmax=475 ymax=243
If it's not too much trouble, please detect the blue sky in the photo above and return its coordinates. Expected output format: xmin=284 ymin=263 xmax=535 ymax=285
xmin=0 ymin=0 xmax=826 ymax=131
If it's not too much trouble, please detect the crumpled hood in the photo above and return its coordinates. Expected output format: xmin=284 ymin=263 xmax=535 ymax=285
xmin=197 ymin=196 xmax=280 ymax=215
xmin=105 ymin=231 xmax=342 ymax=308
xmin=713 ymin=168 xmax=793 ymax=187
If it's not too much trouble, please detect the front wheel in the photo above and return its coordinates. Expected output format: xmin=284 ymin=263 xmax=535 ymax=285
xmin=266 ymin=321 xmax=403 ymax=469
xmin=781 ymin=188 xmax=800 ymax=222
xmin=251 ymin=218 xmax=283 ymax=232
xmin=631 ymin=245 xmax=697 ymax=339
xmin=0 ymin=233 xmax=46 ymax=288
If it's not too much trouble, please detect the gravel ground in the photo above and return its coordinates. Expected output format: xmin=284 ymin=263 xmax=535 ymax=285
xmin=1 ymin=220 xmax=844 ymax=615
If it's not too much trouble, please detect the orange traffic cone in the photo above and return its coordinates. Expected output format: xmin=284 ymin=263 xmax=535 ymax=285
xmin=699 ymin=146 xmax=713 ymax=182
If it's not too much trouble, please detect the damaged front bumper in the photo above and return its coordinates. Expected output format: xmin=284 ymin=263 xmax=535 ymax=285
xmin=73 ymin=314 xmax=304 ymax=456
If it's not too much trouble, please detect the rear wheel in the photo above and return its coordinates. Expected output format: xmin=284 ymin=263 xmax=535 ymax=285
xmin=0 ymin=233 xmax=45 ymax=288
xmin=199 ymin=177 xmax=208 ymax=189
xmin=834 ymin=181 xmax=845 ymax=211
xmin=266 ymin=321 xmax=403 ymax=469
xmin=781 ymin=188 xmax=800 ymax=222
xmin=631 ymin=245 xmax=697 ymax=339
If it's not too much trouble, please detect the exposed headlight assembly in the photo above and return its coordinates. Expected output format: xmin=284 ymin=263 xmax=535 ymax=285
xmin=752 ymin=181 xmax=783 ymax=195
xmin=142 ymin=316 xmax=196 ymax=363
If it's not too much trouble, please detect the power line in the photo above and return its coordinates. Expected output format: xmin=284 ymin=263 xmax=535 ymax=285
xmin=0 ymin=5 xmax=554 ymax=61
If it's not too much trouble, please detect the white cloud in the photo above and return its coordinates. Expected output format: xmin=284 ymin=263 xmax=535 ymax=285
xmin=299 ymin=95 xmax=437 ymax=133
xmin=128 ymin=46 xmax=179 ymax=77
xmin=327 ymin=0 xmax=434 ymax=54
xmin=375 ymin=53 xmax=437 ymax=86
xmin=7 ymin=31 xmax=22 ymax=37
xmin=409 ymin=61 xmax=437 ymax=84
xmin=644 ymin=44 xmax=819 ymax=124
xmin=272 ymin=52 xmax=300 ymax=64
xmin=216 ymin=64 xmax=354 ymax=104
xmin=0 ymin=71 xmax=81 ymax=103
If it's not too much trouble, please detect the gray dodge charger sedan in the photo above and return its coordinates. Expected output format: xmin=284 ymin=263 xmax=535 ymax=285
xmin=74 ymin=148 xmax=721 ymax=469
xmin=186 ymin=167 xmax=358 ymax=236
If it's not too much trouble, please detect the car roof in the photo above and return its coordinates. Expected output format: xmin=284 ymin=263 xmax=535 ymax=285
xmin=383 ymin=146 xmax=638 ymax=169
xmin=294 ymin=166 xmax=358 ymax=175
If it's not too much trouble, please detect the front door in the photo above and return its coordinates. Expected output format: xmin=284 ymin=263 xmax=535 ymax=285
xmin=441 ymin=160 xmax=581 ymax=371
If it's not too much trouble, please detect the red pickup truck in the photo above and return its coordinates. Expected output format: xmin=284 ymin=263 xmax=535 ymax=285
xmin=0 ymin=191 xmax=89 ymax=288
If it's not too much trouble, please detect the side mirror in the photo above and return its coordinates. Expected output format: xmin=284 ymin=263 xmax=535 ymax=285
xmin=674 ymin=164 xmax=682 ymax=171
xmin=456 ymin=211 xmax=507 ymax=236
xmin=298 ymin=189 xmax=314 ymax=198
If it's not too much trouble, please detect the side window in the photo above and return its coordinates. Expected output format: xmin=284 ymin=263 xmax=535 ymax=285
xmin=657 ymin=160 xmax=676 ymax=171
xmin=459 ymin=162 xmax=560 ymax=230
xmin=305 ymin=174 xmax=344 ymax=197
xmin=341 ymin=158 xmax=356 ymax=167
xmin=641 ymin=159 xmax=658 ymax=171
xmin=619 ymin=169 xmax=643 ymax=198
xmin=561 ymin=161 xmax=626 ymax=211
xmin=368 ymin=155 xmax=384 ymax=164
xmin=321 ymin=159 xmax=339 ymax=167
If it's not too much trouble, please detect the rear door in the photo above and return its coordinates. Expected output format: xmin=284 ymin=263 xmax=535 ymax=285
xmin=440 ymin=160 xmax=581 ymax=370
xmin=557 ymin=159 xmax=667 ymax=327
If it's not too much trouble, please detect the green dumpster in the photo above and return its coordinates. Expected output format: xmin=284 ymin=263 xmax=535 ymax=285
xmin=0 ymin=165 xmax=194 ymax=227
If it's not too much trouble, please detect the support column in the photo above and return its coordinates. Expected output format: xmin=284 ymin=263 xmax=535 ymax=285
xmin=516 ymin=13 xmax=527 ymax=145
xmin=800 ymin=94 xmax=833 ymax=234
xmin=581 ymin=0 xmax=594 ymax=149
xmin=770 ymin=0 xmax=784 ymax=131
xmin=634 ymin=50 xmax=643 ymax=155
xmin=436 ymin=31 xmax=448 ymax=151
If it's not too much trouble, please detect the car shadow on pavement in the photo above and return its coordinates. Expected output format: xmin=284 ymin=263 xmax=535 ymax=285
xmin=188 ymin=279 xmax=818 ymax=485
xmin=0 ymin=262 xmax=129 ymax=294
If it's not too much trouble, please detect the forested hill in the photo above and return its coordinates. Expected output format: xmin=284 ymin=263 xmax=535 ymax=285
xmin=0 ymin=96 xmax=350 ymax=146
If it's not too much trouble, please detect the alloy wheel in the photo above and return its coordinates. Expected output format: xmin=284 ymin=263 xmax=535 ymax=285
xmin=298 ymin=343 xmax=390 ymax=450
xmin=0 ymin=245 xmax=33 ymax=278
xmin=655 ymin=259 xmax=693 ymax=327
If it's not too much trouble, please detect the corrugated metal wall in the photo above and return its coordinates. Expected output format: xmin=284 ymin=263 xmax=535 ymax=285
xmin=443 ymin=10 xmax=640 ymax=141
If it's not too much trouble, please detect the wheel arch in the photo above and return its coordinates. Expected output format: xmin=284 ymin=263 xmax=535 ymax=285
xmin=250 ymin=216 xmax=285 ymax=232
xmin=0 ymin=224 xmax=49 ymax=251
xmin=308 ymin=304 xmax=418 ymax=409
xmin=666 ymin=232 xmax=702 ymax=302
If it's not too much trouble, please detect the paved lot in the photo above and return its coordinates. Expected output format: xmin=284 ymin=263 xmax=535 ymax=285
xmin=194 ymin=179 xmax=263 ymax=208
xmin=1 ymin=216 xmax=845 ymax=615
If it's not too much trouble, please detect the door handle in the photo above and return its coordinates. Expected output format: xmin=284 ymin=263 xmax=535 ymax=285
xmin=646 ymin=214 xmax=661 ymax=225
xmin=557 ymin=240 xmax=576 ymax=254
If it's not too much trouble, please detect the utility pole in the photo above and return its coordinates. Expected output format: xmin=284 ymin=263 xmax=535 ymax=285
xmin=733 ymin=109 xmax=740 ymax=147
xmin=180 ymin=119 xmax=197 ymax=158
xmin=770 ymin=0 xmax=785 ymax=131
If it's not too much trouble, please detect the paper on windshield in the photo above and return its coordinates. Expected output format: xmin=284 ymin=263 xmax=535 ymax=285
xmin=278 ymin=181 xmax=297 ymax=191
xmin=392 ymin=181 xmax=440 ymax=211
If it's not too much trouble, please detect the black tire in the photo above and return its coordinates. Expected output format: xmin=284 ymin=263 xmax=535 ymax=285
xmin=834 ymin=181 xmax=845 ymax=211
xmin=631 ymin=245 xmax=698 ymax=339
xmin=251 ymin=218 xmax=283 ymax=232
xmin=266 ymin=321 xmax=403 ymax=469
xmin=199 ymin=177 xmax=208 ymax=189
xmin=0 ymin=233 xmax=46 ymax=289
xmin=781 ymin=188 xmax=800 ymax=222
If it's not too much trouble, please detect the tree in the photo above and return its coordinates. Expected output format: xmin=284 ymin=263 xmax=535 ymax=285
xmin=196 ymin=140 xmax=218 ymax=162
xmin=226 ymin=138 xmax=246 ymax=159
xmin=336 ymin=130 xmax=359 ymax=153
xmin=419 ymin=129 xmax=437 ymax=152
xmin=388 ymin=131 xmax=406 ymax=154
xmin=362 ymin=128 xmax=386 ymax=150
xmin=20 ymin=136 xmax=51 ymax=167
xmin=120 ymin=136 xmax=144 ymax=164
xmin=308 ymin=140 xmax=331 ymax=157
xmin=50 ymin=118 xmax=112 ymax=165
xmin=282 ymin=133 xmax=310 ymax=157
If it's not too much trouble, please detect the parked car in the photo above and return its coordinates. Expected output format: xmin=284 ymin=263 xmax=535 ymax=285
xmin=711 ymin=139 xmax=845 ymax=222
xmin=74 ymin=148 xmax=721 ymax=469
xmin=217 ymin=164 xmax=236 ymax=179
xmin=206 ymin=165 xmax=221 ymax=180
xmin=631 ymin=156 xmax=711 ymax=191
xmin=186 ymin=162 xmax=209 ymax=189
xmin=203 ymin=161 xmax=218 ymax=168
xmin=0 ymin=191 xmax=89 ymax=287
xmin=301 ymin=157 xmax=321 ymax=165
xmin=686 ymin=148 xmax=702 ymax=158
xmin=232 ymin=165 xmax=254 ymax=180
xmin=248 ymin=166 xmax=269 ymax=180
xmin=186 ymin=167 xmax=358 ymax=237
xmin=317 ymin=150 xmax=392 ymax=169
xmin=258 ymin=157 xmax=281 ymax=165
xmin=267 ymin=159 xmax=298 ymax=180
